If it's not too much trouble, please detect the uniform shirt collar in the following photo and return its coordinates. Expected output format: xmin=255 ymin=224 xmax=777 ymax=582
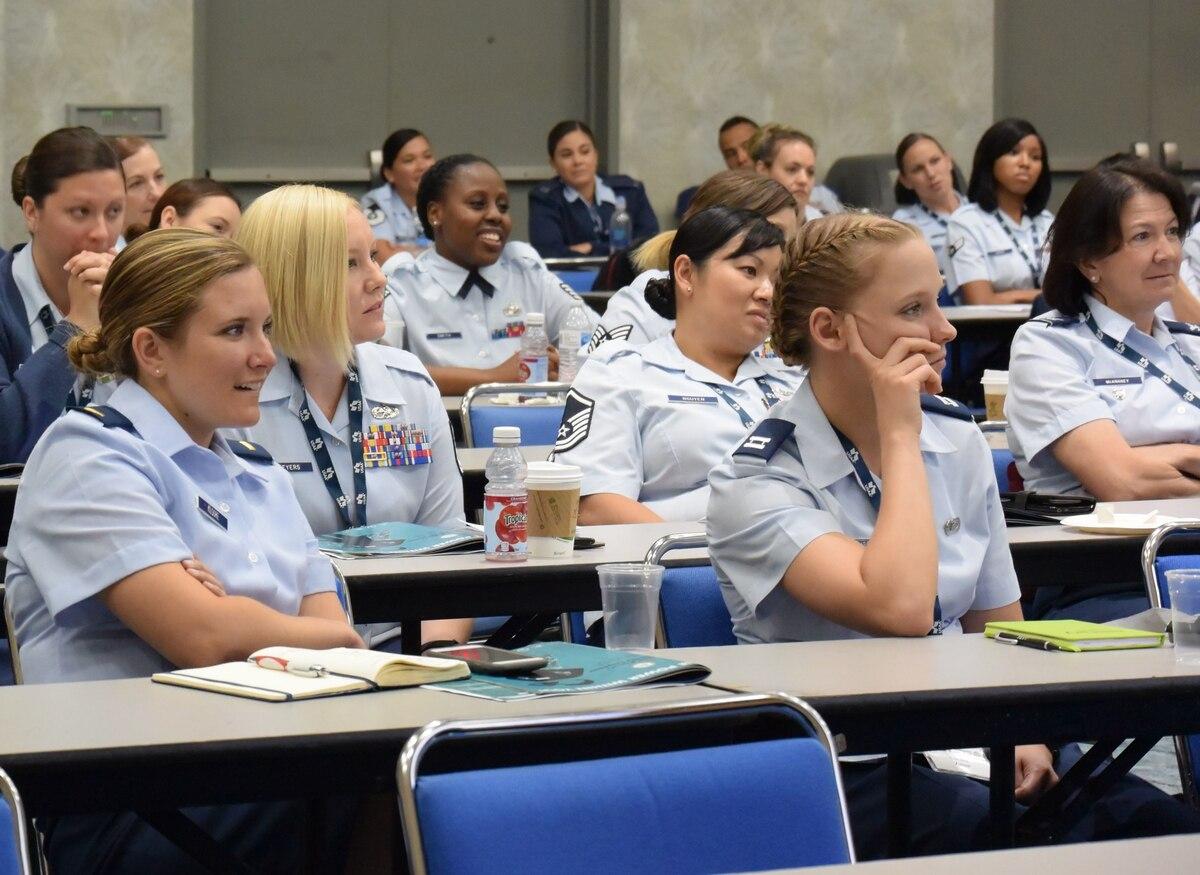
xmin=562 ymin=177 xmax=617 ymax=207
xmin=639 ymin=333 xmax=772 ymax=386
xmin=1085 ymin=293 xmax=1176 ymax=350
xmin=13 ymin=243 xmax=60 ymax=329
xmin=420 ymin=247 xmax=504 ymax=298
xmin=259 ymin=347 xmax=411 ymax=418
xmin=781 ymin=381 xmax=957 ymax=490
xmin=380 ymin=184 xmax=416 ymax=219
xmin=107 ymin=380 xmax=270 ymax=481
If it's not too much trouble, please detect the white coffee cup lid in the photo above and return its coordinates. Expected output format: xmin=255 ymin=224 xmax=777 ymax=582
xmin=525 ymin=461 xmax=582 ymax=486
xmin=981 ymin=369 xmax=1009 ymax=384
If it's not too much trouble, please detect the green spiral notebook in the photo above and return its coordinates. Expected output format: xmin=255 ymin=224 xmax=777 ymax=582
xmin=984 ymin=620 xmax=1166 ymax=652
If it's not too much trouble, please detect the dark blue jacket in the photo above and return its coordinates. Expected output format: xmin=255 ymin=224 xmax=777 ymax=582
xmin=0 ymin=245 xmax=79 ymax=462
xmin=528 ymin=174 xmax=659 ymax=258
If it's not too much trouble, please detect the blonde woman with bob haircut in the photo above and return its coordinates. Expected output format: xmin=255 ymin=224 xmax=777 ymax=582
xmin=5 ymin=228 xmax=366 ymax=872
xmin=705 ymin=214 xmax=1200 ymax=859
xmin=590 ymin=169 xmax=798 ymax=354
xmin=235 ymin=184 xmax=469 ymax=650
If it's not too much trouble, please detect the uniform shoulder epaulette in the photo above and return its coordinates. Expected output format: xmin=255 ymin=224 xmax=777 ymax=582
xmin=920 ymin=394 xmax=975 ymax=422
xmin=228 ymin=439 xmax=274 ymax=464
xmin=69 ymin=405 xmax=136 ymax=433
xmin=1164 ymin=320 xmax=1200 ymax=337
xmin=1032 ymin=314 xmax=1080 ymax=328
xmin=732 ymin=418 xmax=795 ymax=461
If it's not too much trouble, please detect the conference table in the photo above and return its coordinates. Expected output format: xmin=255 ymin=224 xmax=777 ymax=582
xmin=945 ymin=303 xmax=1032 ymax=343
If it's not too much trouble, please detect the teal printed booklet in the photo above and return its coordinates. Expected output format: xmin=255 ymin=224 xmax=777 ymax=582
xmin=318 ymin=521 xmax=484 ymax=558
xmin=426 ymin=641 xmax=711 ymax=701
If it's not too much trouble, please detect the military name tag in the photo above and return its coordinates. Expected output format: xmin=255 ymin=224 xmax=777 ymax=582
xmin=279 ymin=462 xmax=314 ymax=473
xmin=197 ymin=496 xmax=228 ymax=530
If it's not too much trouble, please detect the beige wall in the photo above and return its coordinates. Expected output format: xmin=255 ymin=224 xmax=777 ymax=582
xmin=0 ymin=0 xmax=194 ymax=245
xmin=617 ymin=0 xmax=995 ymax=223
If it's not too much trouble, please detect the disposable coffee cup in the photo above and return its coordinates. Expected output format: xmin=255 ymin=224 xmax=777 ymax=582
xmin=598 ymin=563 xmax=664 ymax=650
xmin=1166 ymin=570 xmax=1200 ymax=665
xmin=525 ymin=461 xmax=582 ymax=558
xmin=980 ymin=370 xmax=1009 ymax=422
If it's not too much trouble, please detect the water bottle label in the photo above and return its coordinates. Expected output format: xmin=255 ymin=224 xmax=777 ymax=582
xmin=484 ymin=494 xmax=527 ymax=555
xmin=519 ymin=354 xmax=549 ymax=383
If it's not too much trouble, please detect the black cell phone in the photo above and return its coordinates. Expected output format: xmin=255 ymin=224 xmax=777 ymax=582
xmin=573 ymin=536 xmax=602 ymax=550
xmin=426 ymin=644 xmax=549 ymax=675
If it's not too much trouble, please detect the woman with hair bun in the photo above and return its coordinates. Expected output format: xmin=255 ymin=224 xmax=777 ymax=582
xmin=589 ymin=169 xmax=798 ymax=353
xmin=550 ymin=206 xmax=798 ymax=525
xmin=750 ymin=123 xmax=827 ymax=223
xmin=125 ymin=177 xmax=242 ymax=242
xmin=108 ymin=135 xmax=167 ymax=244
xmin=706 ymin=212 xmax=1200 ymax=860
xmin=5 ymin=228 xmax=365 ymax=870
xmin=892 ymin=132 xmax=966 ymax=281
xmin=2 ymin=126 xmax=124 ymax=461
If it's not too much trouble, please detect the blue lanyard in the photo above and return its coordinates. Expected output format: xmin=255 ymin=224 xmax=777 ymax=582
xmin=1083 ymin=310 xmax=1200 ymax=410
xmin=831 ymin=425 xmax=943 ymax=635
xmin=41 ymin=305 xmax=94 ymax=406
xmin=918 ymin=203 xmax=949 ymax=231
xmin=991 ymin=211 xmax=1042 ymax=288
xmin=707 ymin=377 xmax=781 ymax=428
xmin=290 ymin=360 xmax=368 ymax=529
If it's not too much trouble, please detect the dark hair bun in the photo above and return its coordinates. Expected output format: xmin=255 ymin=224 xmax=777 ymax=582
xmin=643 ymin=277 xmax=677 ymax=319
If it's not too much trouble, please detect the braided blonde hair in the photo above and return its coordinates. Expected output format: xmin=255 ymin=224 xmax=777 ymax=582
xmin=772 ymin=214 xmax=920 ymax=366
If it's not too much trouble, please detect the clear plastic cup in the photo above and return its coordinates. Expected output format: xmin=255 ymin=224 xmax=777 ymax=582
xmin=598 ymin=563 xmax=664 ymax=650
xmin=1166 ymin=570 xmax=1200 ymax=664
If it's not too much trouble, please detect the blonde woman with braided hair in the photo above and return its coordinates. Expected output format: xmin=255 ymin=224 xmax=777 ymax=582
xmin=706 ymin=213 xmax=1200 ymax=859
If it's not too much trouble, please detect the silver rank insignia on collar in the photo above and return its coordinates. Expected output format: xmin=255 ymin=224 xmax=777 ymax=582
xmin=371 ymin=405 xmax=400 ymax=420
xmin=943 ymin=517 xmax=961 ymax=535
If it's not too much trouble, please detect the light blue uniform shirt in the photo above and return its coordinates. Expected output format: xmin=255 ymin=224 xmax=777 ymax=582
xmin=550 ymin=333 xmax=803 ymax=521
xmin=588 ymin=268 xmax=796 ymax=369
xmin=234 ymin=342 xmax=463 ymax=535
xmin=946 ymin=203 xmax=1054 ymax=295
xmin=1006 ymin=297 xmax=1200 ymax=495
xmin=361 ymin=183 xmax=428 ymax=248
xmin=1185 ymin=224 xmax=1200 ymax=279
xmin=892 ymin=194 xmax=966 ymax=282
xmin=707 ymin=381 xmax=1020 ymax=644
xmin=5 ymin=379 xmax=336 ymax=683
xmin=12 ymin=243 xmax=59 ymax=351
xmin=382 ymin=242 xmax=598 ymax=369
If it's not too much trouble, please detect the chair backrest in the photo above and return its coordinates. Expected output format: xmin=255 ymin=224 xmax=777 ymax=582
xmin=331 ymin=566 xmax=355 ymax=626
xmin=822 ymin=154 xmax=897 ymax=213
xmin=397 ymin=693 xmax=854 ymax=875
xmin=551 ymin=269 xmax=598 ymax=293
xmin=0 ymin=768 xmax=32 ymax=875
xmin=460 ymin=382 xmax=569 ymax=448
xmin=990 ymin=448 xmax=1015 ymax=495
xmin=1 ymin=585 xmax=19 ymax=686
xmin=646 ymin=533 xmax=733 ymax=648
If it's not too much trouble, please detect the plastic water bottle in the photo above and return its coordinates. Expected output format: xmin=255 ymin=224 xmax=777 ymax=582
xmin=609 ymin=196 xmax=632 ymax=251
xmin=519 ymin=312 xmax=550 ymax=383
xmin=557 ymin=302 xmax=592 ymax=383
xmin=483 ymin=426 xmax=527 ymax=562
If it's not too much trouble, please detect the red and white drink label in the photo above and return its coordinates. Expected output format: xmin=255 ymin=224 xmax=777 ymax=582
xmin=484 ymin=494 xmax=528 ymax=555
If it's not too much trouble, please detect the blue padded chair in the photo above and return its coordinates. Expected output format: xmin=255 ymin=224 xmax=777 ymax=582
xmin=1141 ymin=521 xmax=1200 ymax=807
xmin=551 ymin=269 xmax=598 ymax=292
xmin=0 ymin=768 xmax=32 ymax=875
xmin=397 ymin=693 xmax=855 ymax=875
xmin=651 ymin=532 xmax=735 ymax=648
xmin=460 ymin=382 xmax=569 ymax=448
xmin=991 ymin=447 xmax=1016 ymax=494
xmin=1 ymin=585 xmax=18 ymax=686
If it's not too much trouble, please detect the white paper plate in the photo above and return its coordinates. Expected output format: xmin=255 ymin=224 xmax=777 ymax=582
xmin=1058 ymin=512 xmax=1199 ymax=535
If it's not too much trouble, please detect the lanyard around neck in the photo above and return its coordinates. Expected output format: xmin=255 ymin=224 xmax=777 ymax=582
xmin=290 ymin=360 xmax=367 ymax=529
xmin=1083 ymin=309 xmax=1200 ymax=411
xmin=831 ymin=424 xmax=943 ymax=634
xmin=918 ymin=203 xmax=949 ymax=230
xmin=991 ymin=211 xmax=1042 ymax=288
xmin=706 ymin=377 xmax=781 ymax=428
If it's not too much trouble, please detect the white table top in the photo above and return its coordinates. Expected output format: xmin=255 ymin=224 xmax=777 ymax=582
xmin=775 ymin=833 xmax=1200 ymax=874
xmin=333 ymin=521 xmax=705 ymax=581
xmin=945 ymin=304 xmax=1032 ymax=323
xmin=665 ymin=633 xmax=1200 ymax=701
xmin=1007 ymin=496 xmax=1200 ymax=548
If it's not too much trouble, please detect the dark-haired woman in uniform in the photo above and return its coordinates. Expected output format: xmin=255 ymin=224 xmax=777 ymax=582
xmin=1 ymin=126 xmax=123 ymax=461
xmin=528 ymin=120 xmax=659 ymax=258
xmin=383 ymin=153 xmax=597 ymax=395
xmin=550 ymin=206 xmax=799 ymax=525
xmin=361 ymin=127 xmax=436 ymax=266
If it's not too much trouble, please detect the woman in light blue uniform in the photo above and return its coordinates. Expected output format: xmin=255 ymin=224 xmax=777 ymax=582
xmin=706 ymin=212 xmax=1200 ymax=859
xmin=362 ymin=127 xmax=435 ymax=268
xmin=5 ymin=229 xmax=364 ymax=872
xmin=235 ymin=184 xmax=469 ymax=647
xmin=1007 ymin=159 xmax=1200 ymax=621
xmin=552 ymin=207 xmax=799 ymax=525
xmin=891 ymin=132 xmax=966 ymax=290
xmin=1 ymin=127 xmax=123 ymax=461
xmin=384 ymin=153 xmax=597 ymax=395
xmin=946 ymin=118 xmax=1053 ymax=304
xmin=591 ymin=169 xmax=797 ymax=353
xmin=750 ymin=124 xmax=826 ymax=224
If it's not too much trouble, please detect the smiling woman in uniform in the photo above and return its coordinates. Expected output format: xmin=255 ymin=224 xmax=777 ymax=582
xmin=383 ymin=153 xmax=597 ymax=395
